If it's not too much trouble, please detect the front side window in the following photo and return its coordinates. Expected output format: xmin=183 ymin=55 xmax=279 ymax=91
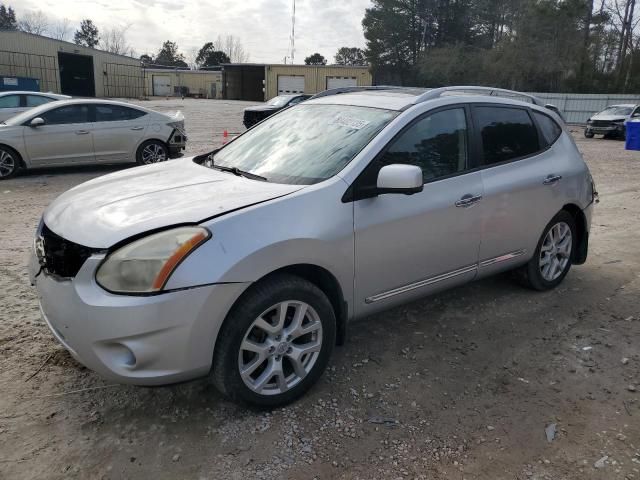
xmin=376 ymin=108 xmax=468 ymax=183
xmin=25 ymin=95 xmax=53 ymax=107
xmin=0 ymin=95 xmax=20 ymax=108
xmin=40 ymin=105 xmax=90 ymax=125
xmin=210 ymin=104 xmax=398 ymax=184
xmin=475 ymin=106 xmax=539 ymax=165
xmin=533 ymin=111 xmax=562 ymax=148
xmin=95 ymin=105 xmax=146 ymax=122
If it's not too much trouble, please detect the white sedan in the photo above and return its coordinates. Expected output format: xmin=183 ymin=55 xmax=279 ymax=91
xmin=0 ymin=91 xmax=70 ymax=122
xmin=0 ymin=99 xmax=186 ymax=179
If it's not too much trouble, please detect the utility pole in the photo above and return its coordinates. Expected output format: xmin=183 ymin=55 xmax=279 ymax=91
xmin=290 ymin=0 xmax=296 ymax=63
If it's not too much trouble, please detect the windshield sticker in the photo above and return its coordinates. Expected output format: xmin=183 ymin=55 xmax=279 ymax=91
xmin=332 ymin=115 xmax=370 ymax=130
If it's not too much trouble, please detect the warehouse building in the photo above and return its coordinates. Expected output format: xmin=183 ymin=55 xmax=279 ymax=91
xmin=0 ymin=30 xmax=143 ymax=97
xmin=144 ymin=68 xmax=223 ymax=98
xmin=0 ymin=31 xmax=372 ymax=101
xmin=222 ymin=64 xmax=372 ymax=101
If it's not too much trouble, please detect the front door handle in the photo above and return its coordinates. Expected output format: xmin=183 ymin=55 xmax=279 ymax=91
xmin=455 ymin=194 xmax=483 ymax=208
xmin=75 ymin=130 xmax=89 ymax=135
xmin=543 ymin=174 xmax=562 ymax=185
xmin=130 ymin=126 xmax=144 ymax=131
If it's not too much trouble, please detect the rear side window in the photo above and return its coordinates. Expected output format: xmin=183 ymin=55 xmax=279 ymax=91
xmin=25 ymin=95 xmax=53 ymax=107
xmin=475 ymin=106 xmax=539 ymax=165
xmin=0 ymin=95 xmax=20 ymax=108
xmin=533 ymin=111 xmax=562 ymax=147
xmin=95 ymin=105 xmax=146 ymax=122
xmin=40 ymin=105 xmax=90 ymax=125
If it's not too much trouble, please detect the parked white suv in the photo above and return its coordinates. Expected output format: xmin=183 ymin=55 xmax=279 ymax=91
xmin=30 ymin=86 xmax=596 ymax=407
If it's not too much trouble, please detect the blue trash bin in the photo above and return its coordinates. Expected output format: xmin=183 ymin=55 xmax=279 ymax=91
xmin=625 ymin=119 xmax=640 ymax=151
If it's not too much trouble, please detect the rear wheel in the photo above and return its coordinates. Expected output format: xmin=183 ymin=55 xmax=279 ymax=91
xmin=518 ymin=211 xmax=576 ymax=291
xmin=0 ymin=146 xmax=21 ymax=180
xmin=212 ymin=274 xmax=336 ymax=407
xmin=136 ymin=140 xmax=168 ymax=165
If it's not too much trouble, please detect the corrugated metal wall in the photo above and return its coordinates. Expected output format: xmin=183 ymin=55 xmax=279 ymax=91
xmin=0 ymin=31 xmax=141 ymax=97
xmin=528 ymin=92 xmax=640 ymax=124
xmin=265 ymin=65 xmax=372 ymax=100
xmin=144 ymin=70 xmax=223 ymax=98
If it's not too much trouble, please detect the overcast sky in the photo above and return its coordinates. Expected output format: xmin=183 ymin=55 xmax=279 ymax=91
xmin=13 ymin=0 xmax=372 ymax=63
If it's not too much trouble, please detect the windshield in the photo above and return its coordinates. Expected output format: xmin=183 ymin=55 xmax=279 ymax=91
xmin=210 ymin=104 xmax=398 ymax=184
xmin=598 ymin=106 xmax=633 ymax=116
xmin=266 ymin=96 xmax=292 ymax=107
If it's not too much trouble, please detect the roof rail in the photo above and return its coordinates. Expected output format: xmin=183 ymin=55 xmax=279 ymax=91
xmin=309 ymin=85 xmax=408 ymax=100
xmin=415 ymin=86 xmax=544 ymax=106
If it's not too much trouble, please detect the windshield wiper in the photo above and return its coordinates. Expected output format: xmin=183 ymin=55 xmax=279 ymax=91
xmin=211 ymin=164 xmax=267 ymax=182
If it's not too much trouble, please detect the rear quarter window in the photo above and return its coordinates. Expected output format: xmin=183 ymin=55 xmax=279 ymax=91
xmin=533 ymin=111 xmax=562 ymax=148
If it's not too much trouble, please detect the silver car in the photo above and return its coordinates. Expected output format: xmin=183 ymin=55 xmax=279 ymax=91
xmin=30 ymin=86 xmax=596 ymax=407
xmin=0 ymin=99 xmax=186 ymax=179
xmin=0 ymin=91 xmax=70 ymax=122
xmin=584 ymin=104 xmax=640 ymax=139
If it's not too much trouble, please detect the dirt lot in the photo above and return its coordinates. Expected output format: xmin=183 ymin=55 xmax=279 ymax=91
xmin=1 ymin=99 xmax=639 ymax=480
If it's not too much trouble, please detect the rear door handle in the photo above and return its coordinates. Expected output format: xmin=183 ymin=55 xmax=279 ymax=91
xmin=131 ymin=126 xmax=144 ymax=131
xmin=75 ymin=130 xmax=89 ymax=135
xmin=543 ymin=174 xmax=562 ymax=185
xmin=455 ymin=194 xmax=483 ymax=208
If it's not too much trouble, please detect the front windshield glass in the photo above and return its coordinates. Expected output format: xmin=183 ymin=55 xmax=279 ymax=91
xmin=599 ymin=106 xmax=633 ymax=116
xmin=266 ymin=96 xmax=291 ymax=107
xmin=211 ymin=104 xmax=398 ymax=185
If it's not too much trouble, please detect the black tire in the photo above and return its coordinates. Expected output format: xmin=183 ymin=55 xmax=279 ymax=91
xmin=212 ymin=273 xmax=336 ymax=407
xmin=0 ymin=145 xmax=21 ymax=180
xmin=584 ymin=130 xmax=594 ymax=138
xmin=518 ymin=210 xmax=577 ymax=291
xmin=136 ymin=140 xmax=169 ymax=165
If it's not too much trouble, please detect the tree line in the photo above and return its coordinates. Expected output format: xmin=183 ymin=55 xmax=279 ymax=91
xmin=363 ymin=0 xmax=640 ymax=93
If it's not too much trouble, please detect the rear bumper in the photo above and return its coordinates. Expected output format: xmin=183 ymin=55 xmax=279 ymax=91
xmin=31 ymin=251 xmax=249 ymax=386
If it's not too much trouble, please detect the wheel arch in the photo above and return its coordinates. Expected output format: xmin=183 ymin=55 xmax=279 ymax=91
xmin=0 ymin=143 xmax=26 ymax=168
xmin=135 ymin=138 xmax=169 ymax=163
xmin=562 ymin=203 xmax=588 ymax=265
xmin=226 ymin=263 xmax=349 ymax=346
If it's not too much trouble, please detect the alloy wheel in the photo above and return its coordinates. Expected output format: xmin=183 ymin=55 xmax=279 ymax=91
xmin=238 ymin=300 xmax=323 ymax=396
xmin=0 ymin=150 xmax=16 ymax=178
xmin=141 ymin=144 xmax=167 ymax=164
xmin=539 ymin=221 xmax=572 ymax=281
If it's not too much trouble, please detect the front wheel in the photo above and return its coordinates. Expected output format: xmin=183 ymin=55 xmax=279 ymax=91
xmin=212 ymin=274 xmax=336 ymax=407
xmin=518 ymin=211 xmax=576 ymax=291
xmin=584 ymin=130 xmax=594 ymax=138
xmin=136 ymin=140 xmax=168 ymax=165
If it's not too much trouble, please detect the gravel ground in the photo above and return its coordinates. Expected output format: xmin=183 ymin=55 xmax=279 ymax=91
xmin=0 ymin=99 xmax=639 ymax=480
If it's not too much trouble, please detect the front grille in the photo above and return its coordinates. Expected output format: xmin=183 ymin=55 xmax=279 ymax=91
xmin=40 ymin=224 xmax=97 ymax=278
xmin=591 ymin=120 xmax=613 ymax=127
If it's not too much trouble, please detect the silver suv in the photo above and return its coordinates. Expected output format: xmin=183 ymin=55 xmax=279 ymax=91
xmin=30 ymin=86 xmax=596 ymax=407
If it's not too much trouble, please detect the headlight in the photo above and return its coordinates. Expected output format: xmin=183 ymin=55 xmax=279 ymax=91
xmin=96 ymin=226 xmax=210 ymax=294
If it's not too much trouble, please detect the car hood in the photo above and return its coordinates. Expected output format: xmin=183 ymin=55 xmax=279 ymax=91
xmin=43 ymin=158 xmax=304 ymax=249
xmin=245 ymin=105 xmax=280 ymax=113
xmin=591 ymin=114 xmax=627 ymax=121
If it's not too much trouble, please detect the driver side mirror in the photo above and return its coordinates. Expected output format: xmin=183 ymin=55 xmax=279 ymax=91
xmin=376 ymin=164 xmax=423 ymax=195
xmin=30 ymin=117 xmax=45 ymax=127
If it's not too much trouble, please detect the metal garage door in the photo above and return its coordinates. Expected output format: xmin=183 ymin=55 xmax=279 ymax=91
xmin=278 ymin=75 xmax=305 ymax=95
xmin=327 ymin=76 xmax=358 ymax=89
xmin=153 ymin=75 xmax=171 ymax=96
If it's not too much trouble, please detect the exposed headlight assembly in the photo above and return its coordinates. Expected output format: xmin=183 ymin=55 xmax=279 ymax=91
xmin=96 ymin=226 xmax=210 ymax=294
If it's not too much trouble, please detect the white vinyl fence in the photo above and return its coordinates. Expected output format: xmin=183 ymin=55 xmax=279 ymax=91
xmin=527 ymin=92 xmax=640 ymax=124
